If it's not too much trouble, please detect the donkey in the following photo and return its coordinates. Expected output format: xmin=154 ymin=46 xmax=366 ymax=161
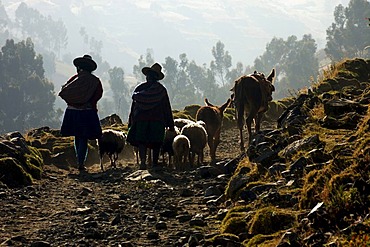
xmin=196 ymin=98 xmax=231 ymax=163
xmin=230 ymin=69 xmax=276 ymax=151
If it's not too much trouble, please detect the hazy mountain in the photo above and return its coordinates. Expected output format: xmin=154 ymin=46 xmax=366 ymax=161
xmin=4 ymin=0 xmax=350 ymax=74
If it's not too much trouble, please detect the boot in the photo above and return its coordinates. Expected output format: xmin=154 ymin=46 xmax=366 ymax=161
xmin=78 ymin=163 xmax=87 ymax=172
xmin=139 ymin=162 xmax=147 ymax=170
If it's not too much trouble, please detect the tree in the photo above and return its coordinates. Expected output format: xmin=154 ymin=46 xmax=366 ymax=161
xmin=203 ymin=67 xmax=218 ymax=102
xmin=162 ymin=55 xmax=203 ymax=110
xmin=0 ymin=38 xmax=59 ymax=133
xmin=108 ymin=66 xmax=130 ymax=121
xmin=133 ymin=49 xmax=155 ymax=83
xmin=210 ymin=41 xmax=232 ymax=87
xmin=254 ymin=37 xmax=287 ymax=75
xmin=254 ymin=35 xmax=319 ymax=99
xmin=90 ymin=52 xmax=110 ymax=81
xmin=15 ymin=2 xmax=68 ymax=57
xmin=175 ymin=65 xmax=200 ymax=108
xmin=0 ymin=0 xmax=10 ymax=44
xmin=282 ymin=35 xmax=319 ymax=94
xmin=49 ymin=17 xmax=68 ymax=57
xmin=325 ymin=0 xmax=370 ymax=61
xmin=42 ymin=51 xmax=56 ymax=77
xmin=187 ymin=61 xmax=222 ymax=104
xmin=226 ymin=62 xmax=244 ymax=84
xmin=162 ymin=56 xmax=179 ymax=102
xmin=187 ymin=60 xmax=207 ymax=94
xmin=79 ymin=27 xmax=89 ymax=48
xmin=89 ymin=37 xmax=103 ymax=56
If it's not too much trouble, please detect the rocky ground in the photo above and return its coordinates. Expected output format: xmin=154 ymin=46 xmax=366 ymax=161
xmin=2 ymin=58 xmax=370 ymax=247
xmin=0 ymin=127 xmax=246 ymax=247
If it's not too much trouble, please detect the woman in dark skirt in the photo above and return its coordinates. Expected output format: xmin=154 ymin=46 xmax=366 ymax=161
xmin=127 ymin=63 xmax=175 ymax=170
xmin=59 ymin=54 xmax=103 ymax=171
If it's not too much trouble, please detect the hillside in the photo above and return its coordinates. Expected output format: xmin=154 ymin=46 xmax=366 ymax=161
xmin=0 ymin=58 xmax=369 ymax=246
xmin=4 ymin=0 xmax=342 ymax=71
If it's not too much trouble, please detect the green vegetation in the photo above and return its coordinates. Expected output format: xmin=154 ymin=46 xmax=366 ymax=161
xmin=0 ymin=39 xmax=60 ymax=133
xmin=215 ymin=58 xmax=370 ymax=246
xmin=325 ymin=0 xmax=370 ymax=61
xmin=243 ymin=233 xmax=281 ymax=247
xmin=248 ymin=207 xmax=297 ymax=235
xmin=0 ymin=157 xmax=33 ymax=187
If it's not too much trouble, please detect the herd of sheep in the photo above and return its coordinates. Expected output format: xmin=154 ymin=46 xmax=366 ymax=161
xmin=98 ymin=98 xmax=230 ymax=171
xmin=98 ymin=69 xmax=277 ymax=171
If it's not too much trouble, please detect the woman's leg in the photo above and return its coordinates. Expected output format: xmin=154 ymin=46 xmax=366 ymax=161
xmin=152 ymin=147 xmax=160 ymax=166
xmin=74 ymin=136 xmax=88 ymax=170
xmin=138 ymin=144 xmax=147 ymax=169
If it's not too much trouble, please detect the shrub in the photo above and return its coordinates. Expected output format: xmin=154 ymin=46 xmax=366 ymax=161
xmin=248 ymin=206 xmax=297 ymax=235
xmin=243 ymin=233 xmax=281 ymax=247
xmin=221 ymin=214 xmax=247 ymax=235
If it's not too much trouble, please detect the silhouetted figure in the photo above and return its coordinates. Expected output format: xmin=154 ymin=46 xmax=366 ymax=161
xmin=59 ymin=54 xmax=103 ymax=172
xmin=127 ymin=63 xmax=175 ymax=170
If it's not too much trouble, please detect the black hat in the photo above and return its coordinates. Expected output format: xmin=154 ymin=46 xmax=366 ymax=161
xmin=142 ymin=63 xmax=164 ymax=80
xmin=73 ymin=54 xmax=97 ymax=71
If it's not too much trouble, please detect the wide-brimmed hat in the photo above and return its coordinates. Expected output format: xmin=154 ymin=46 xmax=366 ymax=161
xmin=142 ymin=63 xmax=164 ymax=80
xmin=73 ymin=54 xmax=97 ymax=71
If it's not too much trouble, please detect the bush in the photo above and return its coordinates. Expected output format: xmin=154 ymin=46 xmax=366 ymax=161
xmin=248 ymin=206 xmax=296 ymax=235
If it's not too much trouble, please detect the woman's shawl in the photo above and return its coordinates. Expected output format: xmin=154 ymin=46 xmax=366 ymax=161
xmin=132 ymin=82 xmax=167 ymax=111
xmin=59 ymin=71 xmax=100 ymax=105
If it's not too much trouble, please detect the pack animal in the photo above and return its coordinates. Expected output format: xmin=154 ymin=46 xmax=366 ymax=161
xmin=196 ymin=98 xmax=231 ymax=163
xmin=231 ymin=69 xmax=276 ymax=151
xmin=98 ymin=129 xmax=126 ymax=171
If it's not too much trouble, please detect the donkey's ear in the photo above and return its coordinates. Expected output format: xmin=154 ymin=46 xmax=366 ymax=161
xmin=230 ymin=92 xmax=235 ymax=100
xmin=220 ymin=98 xmax=231 ymax=112
xmin=267 ymin=69 xmax=276 ymax=83
xmin=205 ymin=98 xmax=214 ymax=107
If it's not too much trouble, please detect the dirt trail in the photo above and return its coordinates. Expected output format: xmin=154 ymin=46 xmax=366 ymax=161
xmin=0 ymin=128 xmax=243 ymax=246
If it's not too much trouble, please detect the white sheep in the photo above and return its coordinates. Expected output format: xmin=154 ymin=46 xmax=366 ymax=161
xmin=180 ymin=121 xmax=208 ymax=166
xmin=97 ymin=129 xmax=126 ymax=171
xmin=174 ymin=118 xmax=195 ymax=132
xmin=172 ymin=134 xmax=190 ymax=170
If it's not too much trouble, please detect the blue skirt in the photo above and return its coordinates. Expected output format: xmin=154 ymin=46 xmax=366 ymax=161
xmin=61 ymin=108 xmax=102 ymax=140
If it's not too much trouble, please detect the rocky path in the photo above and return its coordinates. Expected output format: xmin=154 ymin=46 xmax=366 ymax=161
xmin=0 ymin=128 xmax=243 ymax=246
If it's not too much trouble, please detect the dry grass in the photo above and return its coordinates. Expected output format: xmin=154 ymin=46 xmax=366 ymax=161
xmin=317 ymin=58 xmax=349 ymax=83
xmin=302 ymin=122 xmax=354 ymax=154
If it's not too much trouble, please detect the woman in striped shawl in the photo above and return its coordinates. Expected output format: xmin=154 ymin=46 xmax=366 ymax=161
xmin=127 ymin=63 xmax=175 ymax=170
xmin=59 ymin=54 xmax=103 ymax=172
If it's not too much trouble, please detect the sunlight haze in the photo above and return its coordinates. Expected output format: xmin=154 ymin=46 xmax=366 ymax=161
xmin=4 ymin=0 xmax=350 ymax=73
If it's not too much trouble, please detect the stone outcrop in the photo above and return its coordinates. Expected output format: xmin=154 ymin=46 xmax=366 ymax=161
xmin=216 ymin=58 xmax=370 ymax=246
xmin=0 ymin=131 xmax=43 ymax=187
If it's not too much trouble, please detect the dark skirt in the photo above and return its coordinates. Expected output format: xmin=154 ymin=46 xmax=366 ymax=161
xmin=126 ymin=121 xmax=165 ymax=148
xmin=61 ymin=108 xmax=102 ymax=140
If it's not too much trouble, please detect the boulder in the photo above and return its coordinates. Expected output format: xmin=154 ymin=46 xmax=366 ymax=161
xmin=0 ymin=132 xmax=43 ymax=187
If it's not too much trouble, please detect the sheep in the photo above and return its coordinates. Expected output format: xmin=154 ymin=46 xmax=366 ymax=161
xmin=196 ymin=98 xmax=231 ymax=163
xmin=180 ymin=120 xmax=208 ymax=166
xmin=174 ymin=118 xmax=195 ymax=132
xmin=97 ymin=129 xmax=126 ymax=171
xmin=172 ymin=134 xmax=190 ymax=171
xmin=160 ymin=127 xmax=180 ymax=167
